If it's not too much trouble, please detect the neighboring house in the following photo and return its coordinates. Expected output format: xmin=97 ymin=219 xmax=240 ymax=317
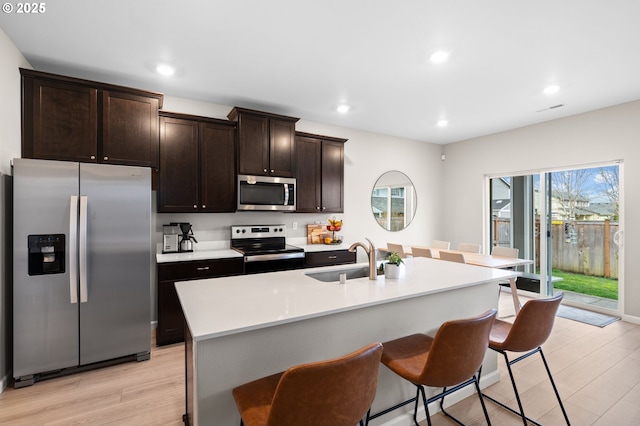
xmin=550 ymin=192 xmax=616 ymax=221
xmin=579 ymin=202 xmax=617 ymax=221
xmin=492 ymin=199 xmax=511 ymax=218
xmin=491 ymin=177 xmax=512 ymax=218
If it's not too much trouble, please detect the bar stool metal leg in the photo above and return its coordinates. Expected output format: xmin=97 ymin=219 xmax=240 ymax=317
xmin=482 ymin=347 xmax=570 ymax=426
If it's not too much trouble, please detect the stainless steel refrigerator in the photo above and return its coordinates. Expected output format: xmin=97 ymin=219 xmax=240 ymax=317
xmin=13 ymin=158 xmax=151 ymax=387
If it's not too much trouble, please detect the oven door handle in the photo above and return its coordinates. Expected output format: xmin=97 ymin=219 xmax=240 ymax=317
xmin=245 ymin=252 xmax=305 ymax=262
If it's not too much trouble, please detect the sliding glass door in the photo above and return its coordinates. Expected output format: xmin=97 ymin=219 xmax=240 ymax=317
xmin=488 ymin=162 xmax=621 ymax=312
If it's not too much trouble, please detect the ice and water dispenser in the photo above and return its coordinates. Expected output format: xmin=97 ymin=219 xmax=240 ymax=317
xmin=27 ymin=234 xmax=65 ymax=275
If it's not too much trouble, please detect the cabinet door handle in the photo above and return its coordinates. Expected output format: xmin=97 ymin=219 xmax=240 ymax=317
xmin=193 ymin=204 xmax=197 ymax=209
xmin=196 ymin=266 xmax=210 ymax=271
xmin=316 ymin=206 xmax=320 ymax=210
xmin=202 ymin=204 xmax=206 ymax=208
xmin=103 ymin=156 xmax=109 ymax=161
xmin=90 ymin=155 xmax=96 ymax=160
xmin=263 ymin=168 xmax=268 ymax=172
xmin=328 ymin=256 xmax=337 ymax=259
xmin=322 ymin=206 xmax=326 ymax=210
xmin=270 ymin=169 xmax=274 ymax=173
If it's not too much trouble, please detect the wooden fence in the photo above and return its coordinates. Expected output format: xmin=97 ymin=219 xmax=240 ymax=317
xmin=494 ymin=218 xmax=619 ymax=279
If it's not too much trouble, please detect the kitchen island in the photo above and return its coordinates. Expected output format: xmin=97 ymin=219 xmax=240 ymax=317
xmin=176 ymin=256 xmax=517 ymax=425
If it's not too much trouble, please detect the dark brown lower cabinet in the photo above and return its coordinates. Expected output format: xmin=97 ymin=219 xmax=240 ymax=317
xmin=305 ymin=250 xmax=356 ymax=268
xmin=160 ymin=251 xmax=354 ymax=346
xmin=157 ymin=258 xmax=243 ymax=346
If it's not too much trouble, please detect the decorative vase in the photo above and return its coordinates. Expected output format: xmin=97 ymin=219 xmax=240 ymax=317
xmin=385 ymin=263 xmax=401 ymax=279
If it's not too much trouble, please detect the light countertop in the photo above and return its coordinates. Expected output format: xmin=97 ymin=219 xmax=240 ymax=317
xmin=295 ymin=243 xmax=351 ymax=252
xmin=156 ymin=249 xmax=243 ymax=263
xmin=156 ymin=241 xmax=352 ymax=263
xmin=175 ymin=256 xmax=516 ymax=342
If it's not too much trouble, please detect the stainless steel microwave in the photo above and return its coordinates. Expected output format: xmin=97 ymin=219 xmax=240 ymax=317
xmin=237 ymin=175 xmax=296 ymax=211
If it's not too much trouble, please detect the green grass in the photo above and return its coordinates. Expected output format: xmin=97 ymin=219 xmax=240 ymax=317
xmin=551 ymin=269 xmax=618 ymax=300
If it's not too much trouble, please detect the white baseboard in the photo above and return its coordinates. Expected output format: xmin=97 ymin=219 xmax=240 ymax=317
xmin=378 ymin=369 xmax=501 ymax=426
xmin=622 ymin=313 xmax=640 ymax=325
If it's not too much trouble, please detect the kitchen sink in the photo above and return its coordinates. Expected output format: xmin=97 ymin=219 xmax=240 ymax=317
xmin=305 ymin=266 xmax=370 ymax=282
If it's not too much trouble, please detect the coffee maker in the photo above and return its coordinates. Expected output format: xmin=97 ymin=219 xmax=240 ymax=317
xmin=178 ymin=223 xmax=197 ymax=252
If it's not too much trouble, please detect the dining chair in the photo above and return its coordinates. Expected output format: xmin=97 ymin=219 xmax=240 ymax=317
xmin=369 ymin=309 xmax=497 ymax=426
xmin=491 ymin=246 xmax=520 ymax=293
xmin=431 ymin=240 xmax=450 ymax=250
xmin=491 ymin=246 xmax=519 ymax=258
xmin=457 ymin=243 xmax=481 ymax=253
xmin=411 ymin=247 xmax=433 ymax=258
xmin=481 ymin=292 xmax=569 ymax=425
xmin=387 ymin=243 xmax=406 ymax=258
xmin=233 ymin=342 xmax=383 ymax=426
xmin=439 ymin=250 xmax=466 ymax=264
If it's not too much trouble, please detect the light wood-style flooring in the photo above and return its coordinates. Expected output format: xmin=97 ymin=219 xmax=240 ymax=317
xmin=428 ymin=294 xmax=640 ymax=425
xmin=1 ymin=293 xmax=639 ymax=425
xmin=0 ymin=334 xmax=185 ymax=426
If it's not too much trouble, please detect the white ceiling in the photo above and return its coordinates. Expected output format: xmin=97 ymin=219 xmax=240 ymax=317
xmin=2 ymin=0 xmax=640 ymax=144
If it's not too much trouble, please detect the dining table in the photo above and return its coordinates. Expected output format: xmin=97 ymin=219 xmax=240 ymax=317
xmin=386 ymin=246 xmax=534 ymax=314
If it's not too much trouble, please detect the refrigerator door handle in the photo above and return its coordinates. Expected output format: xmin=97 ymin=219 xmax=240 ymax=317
xmin=69 ymin=196 xmax=79 ymax=304
xmin=79 ymin=195 xmax=89 ymax=303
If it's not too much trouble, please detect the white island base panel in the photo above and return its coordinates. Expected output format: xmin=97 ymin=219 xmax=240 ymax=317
xmin=179 ymin=259 xmax=507 ymax=425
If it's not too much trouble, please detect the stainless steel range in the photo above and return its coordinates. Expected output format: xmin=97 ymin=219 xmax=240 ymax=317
xmin=231 ymin=225 xmax=305 ymax=274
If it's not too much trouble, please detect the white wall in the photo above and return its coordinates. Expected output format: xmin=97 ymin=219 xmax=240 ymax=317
xmin=0 ymin=27 xmax=26 ymax=171
xmin=442 ymin=100 xmax=640 ymax=319
xmin=0 ymin=27 xmax=31 ymax=391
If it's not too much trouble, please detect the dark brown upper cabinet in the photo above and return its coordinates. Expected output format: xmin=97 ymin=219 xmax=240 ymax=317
xmin=21 ymin=68 xmax=163 ymax=168
xmin=295 ymin=132 xmax=347 ymax=213
xmin=158 ymin=112 xmax=236 ymax=213
xmin=227 ymin=107 xmax=299 ymax=177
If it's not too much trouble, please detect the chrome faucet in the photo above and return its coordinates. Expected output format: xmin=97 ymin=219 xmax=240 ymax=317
xmin=348 ymin=238 xmax=377 ymax=280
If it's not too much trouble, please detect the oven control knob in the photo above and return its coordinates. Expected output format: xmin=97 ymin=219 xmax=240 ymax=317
xmin=242 ymin=229 xmax=246 ymax=233
xmin=279 ymin=228 xmax=283 ymax=232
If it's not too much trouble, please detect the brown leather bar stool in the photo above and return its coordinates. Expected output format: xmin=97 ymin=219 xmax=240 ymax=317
xmin=481 ymin=292 xmax=570 ymax=425
xmin=368 ymin=309 xmax=497 ymax=426
xmin=232 ymin=342 xmax=383 ymax=426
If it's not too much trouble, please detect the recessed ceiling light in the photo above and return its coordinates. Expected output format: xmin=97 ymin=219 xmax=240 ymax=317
xmin=437 ymin=119 xmax=449 ymax=127
xmin=543 ymin=85 xmax=560 ymax=95
xmin=430 ymin=51 xmax=450 ymax=64
xmin=336 ymin=104 xmax=350 ymax=113
xmin=156 ymin=64 xmax=175 ymax=76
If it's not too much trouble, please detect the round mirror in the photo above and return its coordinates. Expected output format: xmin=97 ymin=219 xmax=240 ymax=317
xmin=371 ymin=171 xmax=417 ymax=231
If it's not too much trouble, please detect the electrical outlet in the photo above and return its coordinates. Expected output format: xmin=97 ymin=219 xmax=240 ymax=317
xmin=292 ymin=222 xmax=297 ymax=230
